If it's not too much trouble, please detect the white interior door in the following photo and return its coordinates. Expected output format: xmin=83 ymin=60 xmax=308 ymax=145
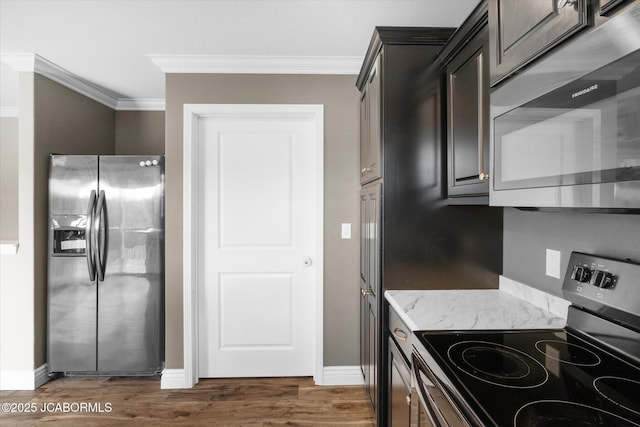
xmin=197 ymin=105 xmax=320 ymax=378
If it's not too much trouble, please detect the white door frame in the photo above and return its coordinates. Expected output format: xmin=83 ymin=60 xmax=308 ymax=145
xmin=180 ymin=104 xmax=324 ymax=388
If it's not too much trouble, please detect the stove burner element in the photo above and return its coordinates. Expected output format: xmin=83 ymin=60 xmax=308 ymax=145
xmin=448 ymin=341 xmax=548 ymax=389
xmin=462 ymin=347 xmax=530 ymax=379
xmin=514 ymin=400 xmax=640 ymax=427
xmin=535 ymin=340 xmax=601 ymax=366
xmin=594 ymin=377 xmax=640 ymax=415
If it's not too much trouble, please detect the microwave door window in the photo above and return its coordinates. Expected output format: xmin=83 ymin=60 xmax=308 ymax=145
xmin=494 ymin=49 xmax=640 ymax=192
xmin=497 ymin=108 xmax=601 ymax=190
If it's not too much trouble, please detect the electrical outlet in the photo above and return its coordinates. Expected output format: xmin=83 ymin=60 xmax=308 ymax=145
xmin=546 ymin=249 xmax=561 ymax=279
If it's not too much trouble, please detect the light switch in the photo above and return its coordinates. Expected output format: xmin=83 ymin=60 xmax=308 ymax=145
xmin=341 ymin=223 xmax=351 ymax=239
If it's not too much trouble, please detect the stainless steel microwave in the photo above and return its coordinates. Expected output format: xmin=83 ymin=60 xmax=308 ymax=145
xmin=490 ymin=3 xmax=640 ymax=211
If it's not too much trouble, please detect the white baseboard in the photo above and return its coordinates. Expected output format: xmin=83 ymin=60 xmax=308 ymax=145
xmin=160 ymin=368 xmax=191 ymax=389
xmin=0 ymin=364 xmax=49 ymax=390
xmin=161 ymin=366 xmax=364 ymax=388
xmin=319 ymin=366 xmax=364 ymax=386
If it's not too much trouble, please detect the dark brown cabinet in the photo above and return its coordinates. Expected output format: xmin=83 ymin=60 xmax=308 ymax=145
xmin=387 ymin=307 xmax=413 ymax=427
xmin=599 ymin=0 xmax=636 ymax=16
xmin=446 ymin=23 xmax=490 ymax=200
xmin=360 ymin=57 xmax=382 ymax=185
xmin=360 ymin=182 xmax=380 ymax=410
xmin=488 ymin=0 xmax=588 ymax=86
xmin=388 ymin=337 xmax=411 ymax=427
xmin=356 ymin=27 xmax=455 ymax=425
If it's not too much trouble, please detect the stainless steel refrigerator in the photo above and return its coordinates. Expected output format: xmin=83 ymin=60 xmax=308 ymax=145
xmin=48 ymin=155 xmax=164 ymax=374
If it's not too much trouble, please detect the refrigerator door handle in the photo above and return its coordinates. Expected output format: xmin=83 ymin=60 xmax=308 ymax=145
xmin=95 ymin=190 xmax=108 ymax=281
xmin=86 ymin=190 xmax=97 ymax=281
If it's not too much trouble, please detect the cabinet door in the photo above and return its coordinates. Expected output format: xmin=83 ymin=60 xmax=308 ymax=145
xmin=367 ymin=58 xmax=382 ymax=182
xmin=360 ymin=280 xmax=376 ymax=410
xmin=388 ymin=337 xmax=412 ymax=427
xmin=447 ymin=25 xmax=490 ymax=199
xmin=599 ymin=0 xmax=634 ymax=15
xmin=360 ymin=57 xmax=382 ymax=184
xmin=360 ymin=90 xmax=370 ymax=184
xmin=489 ymin=0 xmax=588 ymax=85
xmin=359 ymin=191 xmax=371 ymax=406
xmin=360 ymin=183 xmax=381 ymax=412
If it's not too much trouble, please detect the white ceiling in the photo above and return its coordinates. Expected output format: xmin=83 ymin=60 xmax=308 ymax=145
xmin=0 ymin=0 xmax=480 ymax=110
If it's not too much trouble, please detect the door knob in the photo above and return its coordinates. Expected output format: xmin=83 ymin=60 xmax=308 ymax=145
xmin=303 ymin=256 xmax=313 ymax=267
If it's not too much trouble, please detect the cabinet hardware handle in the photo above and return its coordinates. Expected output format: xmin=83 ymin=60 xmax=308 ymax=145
xmin=405 ymin=395 xmax=411 ymax=406
xmin=479 ymin=172 xmax=490 ymax=181
xmin=361 ymin=288 xmax=372 ymax=297
xmin=393 ymin=327 xmax=408 ymax=342
xmin=557 ymin=0 xmax=578 ymax=9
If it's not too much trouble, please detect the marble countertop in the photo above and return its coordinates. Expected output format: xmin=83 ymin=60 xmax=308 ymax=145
xmin=386 ymin=285 xmax=567 ymax=332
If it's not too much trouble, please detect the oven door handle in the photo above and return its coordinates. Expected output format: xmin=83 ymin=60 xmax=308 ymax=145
xmin=411 ymin=354 xmax=469 ymax=427
xmin=412 ymin=354 xmax=450 ymax=427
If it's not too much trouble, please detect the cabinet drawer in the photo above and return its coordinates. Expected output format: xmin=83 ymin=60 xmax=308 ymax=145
xmin=389 ymin=307 xmax=412 ymax=362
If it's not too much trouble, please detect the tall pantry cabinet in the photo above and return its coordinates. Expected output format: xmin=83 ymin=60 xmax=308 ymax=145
xmin=356 ymin=27 xmax=455 ymax=425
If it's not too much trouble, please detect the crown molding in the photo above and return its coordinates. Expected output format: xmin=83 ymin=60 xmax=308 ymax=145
xmin=1 ymin=53 xmax=166 ymax=111
xmin=116 ymin=98 xmax=166 ymax=111
xmin=0 ymin=106 xmax=19 ymax=117
xmin=148 ymin=54 xmax=363 ymax=75
xmin=1 ymin=53 xmax=121 ymax=109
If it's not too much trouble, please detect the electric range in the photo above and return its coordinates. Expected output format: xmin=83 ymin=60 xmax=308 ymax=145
xmin=412 ymin=252 xmax=640 ymax=426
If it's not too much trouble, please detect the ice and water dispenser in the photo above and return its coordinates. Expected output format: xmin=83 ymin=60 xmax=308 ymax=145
xmin=51 ymin=214 xmax=88 ymax=256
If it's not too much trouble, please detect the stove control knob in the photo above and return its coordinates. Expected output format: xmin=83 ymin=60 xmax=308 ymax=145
xmin=590 ymin=270 xmax=616 ymax=289
xmin=571 ymin=265 xmax=592 ymax=283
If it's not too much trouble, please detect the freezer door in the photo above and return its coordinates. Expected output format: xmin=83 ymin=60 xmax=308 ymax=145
xmin=97 ymin=156 xmax=164 ymax=373
xmin=48 ymin=155 xmax=98 ymax=372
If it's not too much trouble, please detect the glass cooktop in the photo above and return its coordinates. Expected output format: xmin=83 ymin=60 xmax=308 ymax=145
xmin=416 ymin=329 xmax=640 ymax=427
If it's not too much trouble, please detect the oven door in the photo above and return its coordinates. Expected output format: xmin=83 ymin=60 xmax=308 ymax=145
xmin=411 ymin=352 xmax=470 ymax=427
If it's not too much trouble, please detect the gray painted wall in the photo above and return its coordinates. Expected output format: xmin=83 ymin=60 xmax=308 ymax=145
xmin=165 ymin=73 xmax=361 ymax=368
xmin=2 ymin=77 xmax=162 ymax=370
xmin=32 ymin=74 xmax=116 ymax=366
xmin=503 ymin=208 xmax=640 ymax=297
xmin=115 ymin=110 xmax=165 ymax=155
xmin=0 ymin=117 xmax=18 ymax=241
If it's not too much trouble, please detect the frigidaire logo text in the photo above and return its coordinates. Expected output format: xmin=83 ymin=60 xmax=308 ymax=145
xmin=572 ymin=84 xmax=598 ymax=99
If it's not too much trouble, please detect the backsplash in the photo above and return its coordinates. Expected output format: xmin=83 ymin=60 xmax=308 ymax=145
xmin=499 ymin=276 xmax=569 ymax=319
xmin=503 ymin=208 xmax=640 ymax=297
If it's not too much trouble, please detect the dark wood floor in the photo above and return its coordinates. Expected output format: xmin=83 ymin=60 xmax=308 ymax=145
xmin=0 ymin=376 xmax=375 ymax=426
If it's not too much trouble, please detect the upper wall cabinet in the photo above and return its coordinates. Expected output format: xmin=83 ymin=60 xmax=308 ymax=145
xmin=360 ymin=57 xmax=382 ymax=185
xmin=446 ymin=24 xmax=490 ymax=200
xmin=436 ymin=1 xmax=490 ymax=203
xmin=356 ymin=27 xmax=456 ymax=186
xmin=488 ymin=0 xmax=588 ymax=86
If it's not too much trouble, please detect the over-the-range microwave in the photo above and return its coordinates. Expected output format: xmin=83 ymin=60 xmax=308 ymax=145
xmin=490 ymin=3 xmax=640 ymax=212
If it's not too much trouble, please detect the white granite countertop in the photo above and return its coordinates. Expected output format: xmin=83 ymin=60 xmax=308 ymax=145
xmin=386 ymin=278 xmax=568 ymax=332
